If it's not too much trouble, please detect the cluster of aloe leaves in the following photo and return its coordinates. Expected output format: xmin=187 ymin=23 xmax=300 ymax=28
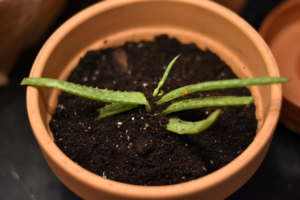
xmin=21 ymin=55 xmax=288 ymax=135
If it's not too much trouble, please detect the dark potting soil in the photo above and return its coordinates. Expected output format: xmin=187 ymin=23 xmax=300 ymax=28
xmin=50 ymin=35 xmax=257 ymax=186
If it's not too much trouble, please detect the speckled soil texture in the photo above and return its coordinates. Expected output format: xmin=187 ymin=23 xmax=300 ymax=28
xmin=50 ymin=35 xmax=257 ymax=186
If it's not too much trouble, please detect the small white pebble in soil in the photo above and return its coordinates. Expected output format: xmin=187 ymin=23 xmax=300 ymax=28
xmin=126 ymin=130 xmax=128 ymax=132
xmin=82 ymin=77 xmax=88 ymax=82
xmin=169 ymin=159 xmax=171 ymax=161
xmin=58 ymin=138 xmax=62 ymax=141
xmin=113 ymin=81 xmax=116 ymax=84
xmin=88 ymin=127 xmax=91 ymax=129
xmin=132 ymin=117 xmax=135 ymax=120
xmin=145 ymin=144 xmax=147 ymax=146
xmin=137 ymin=42 xmax=143 ymax=48
xmin=145 ymin=123 xmax=149 ymax=128
xmin=102 ymin=171 xmax=107 ymax=178
xmin=117 ymin=122 xmax=123 ymax=125
xmin=116 ymin=145 xmax=119 ymax=147
xmin=64 ymin=146 xmax=66 ymax=149
xmin=117 ymin=126 xmax=120 ymax=128
xmin=57 ymin=104 xmax=65 ymax=110
xmin=127 ymin=136 xmax=130 ymax=141
xmin=94 ymin=70 xmax=99 ymax=75
xmin=220 ymin=150 xmax=222 ymax=152
xmin=203 ymin=166 xmax=207 ymax=171
xmin=120 ymin=135 xmax=123 ymax=138
xmin=141 ymin=117 xmax=144 ymax=120
xmin=215 ymin=140 xmax=217 ymax=143
xmin=205 ymin=111 xmax=209 ymax=114
xmin=143 ymin=83 xmax=148 ymax=87
xmin=143 ymin=128 xmax=146 ymax=130
xmin=211 ymin=160 xmax=214 ymax=164
xmin=182 ymin=176 xmax=186 ymax=180
xmin=185 ymin=144 xmax=188 ymax=147
xmin=237 ymin=151 xmax=240 ymax=154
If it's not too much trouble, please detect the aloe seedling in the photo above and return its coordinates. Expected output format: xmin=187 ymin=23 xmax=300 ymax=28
xmin=21 ymin=77 xmax=151 ymax=113
xmin=21 ymin=55 xmax=289 ymax=135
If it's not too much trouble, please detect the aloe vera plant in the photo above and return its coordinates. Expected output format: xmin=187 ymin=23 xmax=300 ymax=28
xmin=21 ymin=55 xmax=289 ymax=135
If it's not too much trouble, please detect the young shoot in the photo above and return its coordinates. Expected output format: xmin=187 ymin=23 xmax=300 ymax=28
xmin=153 ymin=54 xmax=180 ymax=97
xmin=161 ymin=96 xmax=254 ymax=115
xmin=157 ymin=77 xmax=289 ymax=104
xmin=166 ymin=109 xmax=222 ymax=135
xmin=21 ymin=78 xmax=151 ymax=112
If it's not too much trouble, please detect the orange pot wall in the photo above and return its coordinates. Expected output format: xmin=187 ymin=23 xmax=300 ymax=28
xmin=27 ymin=0 xmax=282 ymax=199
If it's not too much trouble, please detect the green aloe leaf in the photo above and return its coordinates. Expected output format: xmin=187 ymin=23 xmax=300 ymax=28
xmin=21 ymin=77 xmax=151 ymax=112
xmin=166 ymin=109 xmax=222 ymax=135
xmin=157 ymin=77 xmax=289 ymax=104
xmin=161 ymin=96 xmax=254 ymax=115
xmin=97 ymin=103 xmax=139 ymax=119
xmin=153 ymin=54 xmax=180 ymax=97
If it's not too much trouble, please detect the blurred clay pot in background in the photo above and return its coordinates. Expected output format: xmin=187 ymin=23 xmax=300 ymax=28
xmin=259 ymin=0 xmax=300 ymax=134
xmin=26 ymin=0 xmax=282 ymax=199
xmin=0 ymin=0 xmax=66 ymax=86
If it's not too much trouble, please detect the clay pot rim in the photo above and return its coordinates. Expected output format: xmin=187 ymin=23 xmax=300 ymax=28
xmin=27 ymin=0 xmax=281 ymax=199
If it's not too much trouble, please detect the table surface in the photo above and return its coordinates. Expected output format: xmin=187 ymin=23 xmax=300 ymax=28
xmin=1 ymin=0 xmax=299 ymax=199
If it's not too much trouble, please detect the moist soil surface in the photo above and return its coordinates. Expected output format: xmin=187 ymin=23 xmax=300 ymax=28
xmin=50 ymin=35 xmax=257 ymax=186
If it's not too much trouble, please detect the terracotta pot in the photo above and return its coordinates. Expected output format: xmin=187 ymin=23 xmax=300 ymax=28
xmin=259 ymin=0 xmax=300 ymax=134
xmin=0 ymin=0 xmax=66 ymax=87
xmin=26 ymin=0 xmax=282 ymax=199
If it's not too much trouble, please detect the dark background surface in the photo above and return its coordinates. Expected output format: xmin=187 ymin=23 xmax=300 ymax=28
xmin=1 ymin=0 xmax=300 ymax=199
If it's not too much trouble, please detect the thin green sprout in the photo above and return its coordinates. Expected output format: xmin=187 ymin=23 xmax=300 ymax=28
xmin=153 ymin=54 xmax=180 ymax=97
